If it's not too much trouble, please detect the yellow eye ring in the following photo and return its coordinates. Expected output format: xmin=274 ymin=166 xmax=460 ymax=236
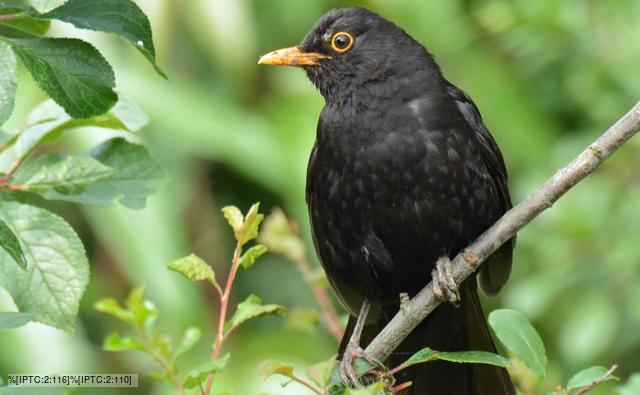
xmin=331 ymin=32 xmax=354 ymax=53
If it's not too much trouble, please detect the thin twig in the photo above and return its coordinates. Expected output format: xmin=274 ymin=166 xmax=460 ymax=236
xmin=288 ymin=373 xmax=324 ymax=395
xmin=573 ymin=365 xmax=618 ymax=395
xmin=364 ymin=102 xmax=640 ymax=361
xmin=0 ymin=13 xmax=24 ymax=22
xmin=0 ymin=158 xmax=23 ymax=184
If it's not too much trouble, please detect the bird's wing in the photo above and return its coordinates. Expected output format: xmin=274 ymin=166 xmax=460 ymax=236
xmin=446 ymin=83 xmax=515 ymax=295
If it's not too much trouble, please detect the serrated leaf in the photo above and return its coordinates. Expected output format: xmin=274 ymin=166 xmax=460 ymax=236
xmin=225 ymin=294 xmax=286 ymax=334
xmin=167 ymin=254 xmax=217 ymax=285
xmin=0 ymin=218 xmax=26 ymax=269
xmin=239 ymin=203 xmax=264 ymax=245
xmin=0 ymin=41 xmax=17 ymax=125
xmin=103 ymin=332 xmax=145 ymax=352
xmin=41 ymin=0 xmax=165 ymax=77
xmin=345 ymin=382 xmax=385 ymax=395
xmin=567 ymin=366 xmax=618 ymax=390
xmin=0 ymin=6 xmax=50 ymax=35
xmin=238 ymin=244 xmax=267 ymax=269
xmin=38 ymin=138 xmax=165 ymax=209
xmin=0 ymin=202 xmax=89 ymax=332
xmin=29 ymin=0 xmax=67 ymax=13
xmin=258 ymin=360 xmax=294 ymax=380
xmin=9 ymin=37 xmax=116 ymax=118
xmin=0 ymin=311 xmax=36 ymax=329
xmin=94 ymin=297 xmax=133 ymax=323
xmin=308 ymin=355 xmax=336 ymax=388
xmin=221 ymin=205 xmax=243 ymax=233
xmin=173 ymin=327 xmax=201 ymax=360
xmin=183 ymin=354 xmax=230 ymax=389
xmin=12 ymin=153 xmax=115 ymax=195
xmin=403 ymin=348 xmax=510 ymax=368
xmin=489 ymin=309 xmax=547 ymax=378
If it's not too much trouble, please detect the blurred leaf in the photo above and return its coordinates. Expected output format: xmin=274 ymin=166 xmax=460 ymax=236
xmin=0 ymin=202 xmax=89 ymax=332
xmin=147 ymin=372 xmax=172 ymax=385
xmin=402 ymin=347 xmax=510 ymax=368
xmin=103 ymin=332 xmax=145 ymax=352
xmin=173 ymin=327 xmax=201 ymax=360
xmin=29 ymin=0 xmax=67 ymax=13
xmin=259 ymin=208 xmax=306 ymax=262
xmin=183 ymin=353 xmax=230 ymax=389
xmin=38 ymin=138 xmax=165 ymax=209
xmin=41 ymin=0 xmax=165 ymax=77
xmin=0 ymin=41 xmax=17 ymax=125
xmin=125 ymin=286 xmax=157 ymax=326
xmin=94 ymin=297 xmax=133 ymax=323
xmin=0 ymin=6 xmax=50 ymax=35
xmin=618 ymin=373 xmax=640 ymax=395
xmin=567 ymin=366 xmax=617 ymax=390
xmin=225 ymin=294 xmax=286 ymax=334
xmin=344 ymin=382 xmax=385 ymax=395
xmin=238 ymin=244 xmax=267 ymax=269
xmin=8 ymin=37 xmax=117 ymax=118
xmin=167 ymin=253 xmax=217 ymax=285
xmin=0 ymin=311 xmax=36 ymax=329
xmin=0 ymin=218 xmax=27 ymax=269
xmin=258 ymin=359 xmax=294 ymax=380
xmin=222 ymin=203 xmax=264 ymax=246
xmin=284 ymin=307 xmax=320 ymax=334
xmin=489 ymin=309 xmax=547 ymax=378
xmin=5 ymin=96 xmax=147 ymax=158
xmin=308 ymin=354 xmax=336 ymax=389
xmin=12 ymin=153 xmax=115 ymax=195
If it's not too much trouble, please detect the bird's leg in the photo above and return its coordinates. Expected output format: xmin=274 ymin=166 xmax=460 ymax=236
xmin=340 ymin=299 xmax=383 ymax=388
xmin=431 ymin=256 xmax=461 ymax=305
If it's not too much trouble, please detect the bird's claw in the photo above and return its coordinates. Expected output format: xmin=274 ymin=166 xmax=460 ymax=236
xmin=340 ymin=342 xmax=385 ymax=388
xmin=432 ymin=256 xmax=461 ymax=306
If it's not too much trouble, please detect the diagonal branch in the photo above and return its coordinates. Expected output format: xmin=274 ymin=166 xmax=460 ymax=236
xmin=364 ymin=102 xmax=640 ymax=361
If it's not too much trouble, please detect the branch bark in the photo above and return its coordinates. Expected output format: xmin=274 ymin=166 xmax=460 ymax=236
xmin=364 ymin=102 xmax=640 ymax=361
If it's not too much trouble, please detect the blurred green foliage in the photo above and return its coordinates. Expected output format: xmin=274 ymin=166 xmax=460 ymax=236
xmin=0 ymin=0 xmax=639 ymax=394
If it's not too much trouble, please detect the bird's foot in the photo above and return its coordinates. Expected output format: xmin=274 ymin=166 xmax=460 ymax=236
xmin=340 ymin=342 xmax=385 ymax=388
xmin=432 ymin=256 xmax=461 ymax=305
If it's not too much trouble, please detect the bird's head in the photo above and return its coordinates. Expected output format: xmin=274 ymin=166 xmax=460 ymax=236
xmin=258 ymin=7 xmax=441 ymax=103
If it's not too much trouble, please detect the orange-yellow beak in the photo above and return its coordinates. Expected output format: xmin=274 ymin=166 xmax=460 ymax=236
xmin=258 ymin=46 xmax=328 ymax=67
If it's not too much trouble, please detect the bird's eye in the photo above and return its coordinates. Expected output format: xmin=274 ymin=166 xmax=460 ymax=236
xmin=331 ymin=32 xmax=354 ymax=53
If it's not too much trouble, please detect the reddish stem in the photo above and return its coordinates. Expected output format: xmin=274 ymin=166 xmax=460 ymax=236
xmin=203 ymin=241 xmax=243 ymax=395
xmin=0 ymin=13 xmax=24 ymax=21
xmin=0 ymin=158 xmax=23 ymax=185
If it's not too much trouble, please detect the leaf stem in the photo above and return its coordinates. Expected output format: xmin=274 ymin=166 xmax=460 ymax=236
xmin=573 ymin=365 xmax=618 ymax=395
xmin=0 ymin=12 xmax=24 ymax=21
xmin=203 ymin=240 xmax=243 ymax=395
xmin=0 ymin=158 xmax=23 ymax=184
xmin=287 ymin=372 xmax=323 ymax=395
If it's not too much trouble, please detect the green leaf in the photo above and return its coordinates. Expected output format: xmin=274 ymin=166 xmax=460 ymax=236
xmin=403 ymin=348 xmax=510 ymax=369
xmin=29 ymin=0 xmax=67 ymax=13
xmin=12 ymin=153 xmax=116 ymax=194
xmin=173 ymin=327 xmax=201 ymax=360
xmin=103 ymin=332 xmax=146 ymax=352
xmin=41 ymin=0 xmax=165 ymax=77
xmin=488 ymin=309 xmax=547 ymax=378
xmin=125 ymin=286 xmax=157 ymax=326
xmin=259 ymin=208 xmax=306 ymax=262
xmin=8 ymin=37 xmax=117 ymax=118
xmin=94 ymin=297 xmax=133 ymax=323
xmin=258 ymin=359 xmax=294 ymax=380
xmin=238 ymin=244 xmax=267 ymax=269
xmin=0 ymin=201 xmax=89 ymax=332
xmin=567 ymin=366 xmax=618 ymax=390
xmin=221 ymin=203 xmax=265 ymax=246
xmin=308 ymin=355 xmax=336 ymax=389
xmin=225 ymin=294 xmax=286 ymax=334
xmin=0 ymin=218 xmax=27 ymax=269
xmin=38 ymin=138 xmax=165 ymax=209
xmin=183 ymin=354 xmax=230 ymax=389
xmin=284 ymin=307 xmax=320 ymax=334
xmin=0 ymin=41 xmax=17 ymax=125
xmin=0 ymin=7 xmax=50 ymax=35
xmin=167 ymin=254 xmax=217 ymax=285
xmin=4 ymin=96 xmax=147 ymax=159
xmin=147 ymin=372 xmax=172 ymax=385
xmin=0 ymin=311 xmax=37 ymax=329
xmin=618 ymin=373 xmax=640 ymax=395
xmin=221 ymin=205 xmax=243 ymax=233
xmin=345 ymin=382 xmax=385 ymax=395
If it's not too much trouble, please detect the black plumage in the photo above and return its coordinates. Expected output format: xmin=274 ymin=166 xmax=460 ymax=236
xmin=260 ymin=7 xmax=515 ymax=394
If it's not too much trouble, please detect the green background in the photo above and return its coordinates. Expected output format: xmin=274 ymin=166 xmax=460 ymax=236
xmin=1 ymin=0 xmax=639 ymax=394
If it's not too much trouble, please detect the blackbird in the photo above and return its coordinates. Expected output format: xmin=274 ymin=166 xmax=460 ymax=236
xmin=259 ymin=7 xmax=515 ymax=395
